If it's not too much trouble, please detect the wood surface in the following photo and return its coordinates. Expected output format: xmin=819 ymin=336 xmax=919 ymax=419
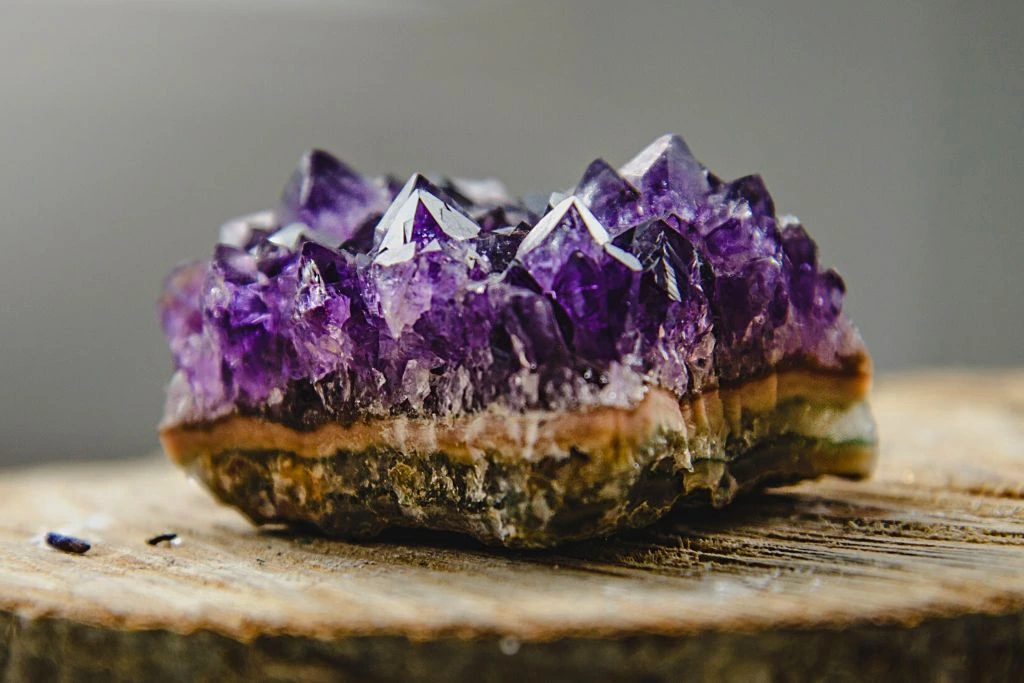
xmin=1 ymin=371 xmax=1022 ymax=681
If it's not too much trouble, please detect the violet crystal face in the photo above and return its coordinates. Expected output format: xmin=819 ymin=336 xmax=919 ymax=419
xmin=159 ymin=134 xmax=866 ymax=426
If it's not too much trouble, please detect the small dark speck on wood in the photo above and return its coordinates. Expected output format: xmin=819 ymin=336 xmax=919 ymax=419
xmin=45 ymin=532 xmax=91 ymax=555
xmin=147 ymin=533 xmax=179 ymax=546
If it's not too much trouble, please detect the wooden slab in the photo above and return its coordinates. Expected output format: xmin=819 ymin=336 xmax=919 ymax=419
xmin=1 ymin=371 xmax=1023 ymax=681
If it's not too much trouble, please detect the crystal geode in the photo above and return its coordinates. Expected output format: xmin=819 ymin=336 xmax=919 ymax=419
xmin=159 ymin=135 xmax=877 ymax=547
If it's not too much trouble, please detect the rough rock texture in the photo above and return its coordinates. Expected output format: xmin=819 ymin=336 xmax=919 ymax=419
xmin=185 ymin=432 xmax=873 ymax=549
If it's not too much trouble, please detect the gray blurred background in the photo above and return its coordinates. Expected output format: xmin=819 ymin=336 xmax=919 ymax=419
xmin=1 ymin=0 xmax=1021 ymax=465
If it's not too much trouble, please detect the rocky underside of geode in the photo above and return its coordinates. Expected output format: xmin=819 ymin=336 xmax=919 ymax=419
xmin=159 ymin=134 xmax=877 ymax=547
xmin=162 ymin=371 xmax=875 ymax=547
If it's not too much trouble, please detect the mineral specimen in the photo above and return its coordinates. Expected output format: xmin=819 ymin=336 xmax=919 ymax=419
xmin=159 ymin=135 xmax=877 ymax=548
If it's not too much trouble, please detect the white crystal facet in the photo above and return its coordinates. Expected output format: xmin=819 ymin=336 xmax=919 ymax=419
xmin=218 ymin=210 xmax=276 ymax=247
xmin=375 ymin=189 xmax=481 ymax=260
xmin=517 ymin=196 xmax=610 ymax=256
xmin=619 ymin=134 xmax=689 ymax=183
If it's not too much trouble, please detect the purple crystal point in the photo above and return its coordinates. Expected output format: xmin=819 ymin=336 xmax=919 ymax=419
xmin=473 ymin=222 xmax=530 ymax=272
xmin=699 ymin=204 xmax=788 ymax=377
xmin=778 ymin=219 xmax=852 ymax=357
xmin=622 ymin=220 xmax=715 ymax=392
xmin=514 ymin=197 xmax=642 ymax=365
xmin=202 ymin=244 xmax=300 ymax=402
xmin=550 ymin=249 xmax=640 ymax=361
xmin=573 ymin=159 xmax=643 ymax=232
xmin=290 ymin=242 xmax=361 ymax=381
xmin=626 ymin=220 xmax=703 ymax=304
xmin=279 ymin=150 xmax=391 ymax=243
xmin=812 ymin=269 xmax=846 ymax=324
xmin=371 ymin=174 xmax=474 ymax=251
xmin=159 ymin=260 xmax=231 ymax=423
xmin=369 ymin=189 xmax=481 ymax=339
xmin=374 ymin=186 xmax=481 ymax=263
xmin=489 ymin=280 xmax=570 ymax=369
xmin=781 ymin=222 xmax=819 ymax=313
xmin=618 ymin=134 xmax=710 ymax=218
xmin=722 ymin=174 xmax=775 ymax=220
xmin=516 ymin=197 xmax=613 ymax=290
xmin=702 ymin=217 xmax=781 ymax=275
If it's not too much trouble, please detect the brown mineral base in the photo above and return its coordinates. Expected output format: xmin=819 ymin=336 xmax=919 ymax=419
xmin=161 ymin=367 xmax=877 ymax=547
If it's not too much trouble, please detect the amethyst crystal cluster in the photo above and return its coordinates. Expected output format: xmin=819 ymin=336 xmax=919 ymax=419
xmin=160 ymin=135 xmax=862 ymax=425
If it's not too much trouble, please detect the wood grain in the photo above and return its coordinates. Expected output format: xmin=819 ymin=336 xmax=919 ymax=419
xmin=1 ymin=371 xmax=1022 ymax=681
